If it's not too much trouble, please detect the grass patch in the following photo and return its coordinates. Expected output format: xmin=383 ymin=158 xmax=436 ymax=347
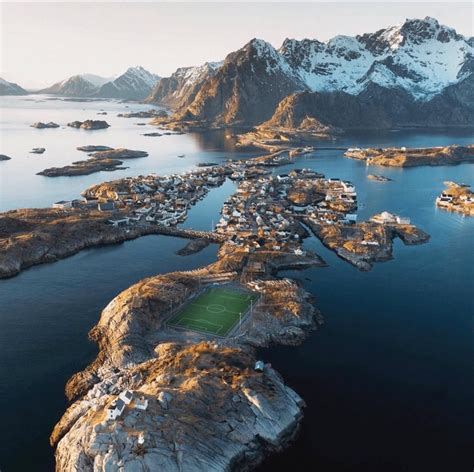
xmin=168 ymin=287 xmax=258 ymax=337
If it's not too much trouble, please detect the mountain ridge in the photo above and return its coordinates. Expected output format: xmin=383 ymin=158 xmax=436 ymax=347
xmin=154 ymin=16 xmax=473 ymax=129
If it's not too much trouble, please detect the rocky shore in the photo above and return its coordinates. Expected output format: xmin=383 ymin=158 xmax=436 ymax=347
xmin=345 ymin=145 xmax=474 ymax=167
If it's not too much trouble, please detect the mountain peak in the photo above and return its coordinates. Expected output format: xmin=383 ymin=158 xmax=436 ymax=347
xmin=400 ymin=16 xmax=462 ymax=44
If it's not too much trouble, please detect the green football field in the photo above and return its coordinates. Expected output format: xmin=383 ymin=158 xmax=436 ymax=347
xmin=168 ymin=287 xmax=258 ymax=337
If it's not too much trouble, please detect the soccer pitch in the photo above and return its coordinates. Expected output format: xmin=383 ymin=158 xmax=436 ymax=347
xmin=167 ymin=287 xmax=258 ymax=337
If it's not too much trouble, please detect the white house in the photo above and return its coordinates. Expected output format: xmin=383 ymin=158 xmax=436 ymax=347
xmin=52 ymin=200 xmax=72 ymax=209
xmin=134 ymin=396 xmax=149 ymax=411
xmin=108 ymin=217 xmax=129 ymax=227
xmin=119 ymin=390 xmax=134 ymax=405
xmin=396 ymin=216 xmax=411 ymax=225
xmin=107 ymin=399 xmax=126 ymax=420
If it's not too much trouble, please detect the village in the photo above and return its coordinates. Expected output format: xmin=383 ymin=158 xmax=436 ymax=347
xmin=48 ymin=146 xmax=429 ymax=273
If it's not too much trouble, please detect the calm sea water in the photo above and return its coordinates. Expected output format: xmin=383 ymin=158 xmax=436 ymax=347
xmin=0 ymin=97 xmax=472 ymax=471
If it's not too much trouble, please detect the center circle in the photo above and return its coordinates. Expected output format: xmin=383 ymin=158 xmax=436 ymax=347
xmin=207 ymin=304 xmax=225 ymax=314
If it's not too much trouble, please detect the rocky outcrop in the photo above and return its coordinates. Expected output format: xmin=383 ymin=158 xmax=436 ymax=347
xmin=90 ymin=149 xmax=148 ymax=159
xmin=175 ymin=238 xmax=210 ymax=256
xmin=367 ymin=174 xmax=392 ymax=182
xmin=30 ymin=147 xmax=46 ymax=154
xmin=77 ymin=145 xmax=114 ymax=152
xmin=0 ymin=154 xmax=12 ymax=161
xmin=37 ymin=158 xmax=126 ymax=177
xmin=345 ymin=144 xmax=474 ymax=166
xmin=53 ymin=342 xmax=306 ymax=472
xmin=67 ymin=120 xmax=110 ymax=130
xmin=31 ymin=122 xmax=60 ymax=129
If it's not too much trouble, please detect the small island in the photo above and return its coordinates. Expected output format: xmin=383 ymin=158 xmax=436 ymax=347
xmin=118 ymin=110 xmax=167 ymax=119
xmin=89 ymin=148 xmax=149 ymax=159
xmin=345 ymin=145 xmax=474 ymax=167
xmin=67 ymin=120 xmax=110 ymax=130
xmin=30 ymin=147 xmax=46 ymax=154
xmin=436 ymin=182 xmax=474 ymax=216
xmin=0 ymin=154 xmax=12 ymax=161
xmin=37 ymin=158 xmax=127 ymax=177
xmin=37 ymin=148 xmax=148 ymax=177
xmin=367 ymin=174 xmax=392 ymax=182
xmin=30 ymin=122 xmax=60 ymax=129
xmin=77 ymin=145 xmax=113 ymax=152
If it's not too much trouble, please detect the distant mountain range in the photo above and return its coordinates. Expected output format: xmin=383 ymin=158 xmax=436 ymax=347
xmin=148 ymin=17 xmax=474 ymax=130
xmin=2 ymin=17 xmax=473 ymax=130
xmin=38 ymin=66 xmax=159 ymax=100
xmin=0 ymin=77 xmax=28 ymax=95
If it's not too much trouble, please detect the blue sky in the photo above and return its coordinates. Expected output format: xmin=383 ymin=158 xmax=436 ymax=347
xmin=1 ymin=2 xmax=472 ymax=88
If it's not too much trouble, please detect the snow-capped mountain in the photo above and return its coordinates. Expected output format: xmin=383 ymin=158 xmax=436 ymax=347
xmin=97 ymin=66 xmax=160 ymax=100
xmin=39 ymin=74 xmax=110 ymax=97
xmin=170 ymin=17 xmax=473 ymax=127
xmin=147 ymin=62 xmax=222 ymax=110
xmin=0 ymin=77 xmax=28 ymax=96
xmin=281 ymin=16 xmax=472 ymax=99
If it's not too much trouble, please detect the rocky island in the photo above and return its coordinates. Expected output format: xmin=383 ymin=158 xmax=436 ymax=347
xmin=436 ymin=182 xmax=474 ymax=216
xmin=37 ymin=148 xmax=149 ymax=177
xmin=89 ymin=148 xmax=149 ymax=159
xmin=67 ymin=120 xmax=110 ymax=130
xmin=31 ymin=121 xmax=60 ymax=129
xmin=0 ymin=154 xmax=12 ymax=161
xmin=77 ymin=145 xmax=114 ymax=152
xmin=37 ymin=158 xmax=127 ymax=177
xmin=367 ymin=174 xmax=392 ymax=182
xmin=345 ymin=145 xmax=474 ymax=167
